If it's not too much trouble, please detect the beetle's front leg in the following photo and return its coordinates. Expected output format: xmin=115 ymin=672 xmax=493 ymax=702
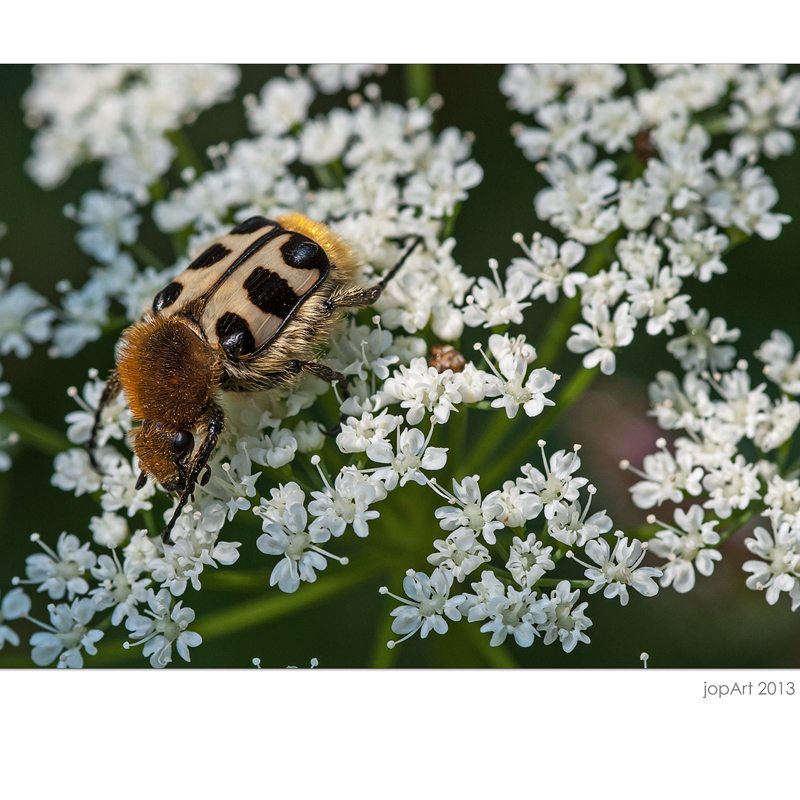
xmin=88 ymin=369 xmax=122 ymax=472
xmin=161 ymin=403 xmax=225 ymax=544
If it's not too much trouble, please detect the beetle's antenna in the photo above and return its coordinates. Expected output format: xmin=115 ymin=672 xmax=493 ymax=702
xmin=375 ymin=235 xmax=424 ymax=291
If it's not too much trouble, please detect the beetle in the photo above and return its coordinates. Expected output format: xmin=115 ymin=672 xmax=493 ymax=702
xmin=88 ymin=212 xmax=421 ymax=543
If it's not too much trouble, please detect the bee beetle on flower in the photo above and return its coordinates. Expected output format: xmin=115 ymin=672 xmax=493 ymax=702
xmin=88 ymin=212 xmax=421 ymax=543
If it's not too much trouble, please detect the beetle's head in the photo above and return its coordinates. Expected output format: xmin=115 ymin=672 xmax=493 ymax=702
xmin=128 ymin=421 xmax=195 ymax=492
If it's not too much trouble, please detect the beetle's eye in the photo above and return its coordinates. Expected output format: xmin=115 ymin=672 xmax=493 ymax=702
xmin=173 ymin=430 xmax=194 ymax=460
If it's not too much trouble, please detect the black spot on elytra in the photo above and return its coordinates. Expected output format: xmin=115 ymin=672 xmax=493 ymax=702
xmin=216 ymin=312 xmax=256 ymax=358
xmin=281 ymin=233 xmax=329 ymax=272
xmin=244 ymin=268 xmax=299 ymax=318
xmin=152 ymin=281 xmax=183 ymax=314
xmin=188 ymin=242 xmax=231 ymax=270
xmin=229 ymin=216 xmax=277 ymax=235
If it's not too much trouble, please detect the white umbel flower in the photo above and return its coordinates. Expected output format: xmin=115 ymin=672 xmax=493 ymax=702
xmin=743 ymin=521 xmax=800 ymax=605
xmin=479 ymin=585 xmax=548 ymax=647
xmin=567 ymin=300 xmax=636 ymax=375
xmin=574 ymin=534 xmax=662 ymax=606
xmin=29 ymin=598 xmax=104 ymax=668
xmin=381 ymin=568 xmax=465 ymax=647
xmin=518 ymin=442 xmax=588 ymax=520
xmin=125 ymin=588 xmax=202 ymax=668
xmin=649 ymin=505 xmax=722 ymax=593
xmin=427 ymin=529 xmax=490 ymax=582
xmin=539 ymin=580 xmax=592 ymax=653
xmin=256 ymin=501 xmax=345 ymax=594
xmin=24 ymin=532 xmax=97 ymax=601
xmin=0 ymin=588 xmax=31 ymax=649
xmin=433 ymin=475 xmax=505 ymax=545
xmin=366 ymin=425 xmax=447 ymax=490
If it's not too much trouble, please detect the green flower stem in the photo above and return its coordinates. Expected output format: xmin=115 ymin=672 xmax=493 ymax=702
xmin=724 ymin=226 xmax=750 ymax=250
xmin=479 ymin=366 xmax=598 ymax=488
xmin=625 ymin=63 xmax=647 ymax=94
xmin=461 ymin=397 xmax=512 ymax=478
xmin=535 ymin=294 xmax=582 ymax=370
xmin=129 ymin=240 xmax=167 ymax=271
xmin=148 ymin=178 xmax=167 ymax=202
xmin=622 ymin=523 xmax=660 ymax=542
xmin=703 ymin=114 xmax=732 ymax=137
xmin=537 ymin=578 xmax=593 ymax=589
xmin=784 ymin=450 xmax=800 ymax=477
xmin=81 ymin=559 xmax=388 ymax=666
xmin=0 ymin=407 xmax=70 ymax=456
xmin=139 ymin=507 xmax=159 ymax=539
xmin=195 ymin=560 xmax=385 ymax=640
xmin=774 ymin=437 xmax=792 ymax=473
xmin=445 ymin=402 xmax=469 ymax=478
xmin=405 ymin=64 xmax=435 ymax=104
xmin=456 ymin=616 xmax=520 ymax=668
xmin=440 ymin=202 xmax=461 ymax=240
xmin=167 ymin=128 xmax=206 ymax=176
xmin=536 ymin=229 xmax=623 ymax=370
xmin=313 ymin=161 xmax=346 ymax=191
xmin=200 ymin=569 xmax=282 ymax=591
xmin=718 ymin=506 xmax=763 ymax=543
xmin=368 ymin=587 xmax=403 ymax=668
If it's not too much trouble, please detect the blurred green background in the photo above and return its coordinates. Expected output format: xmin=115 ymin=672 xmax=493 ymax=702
xmin=1 ymin=64 xmax=799 ymax=668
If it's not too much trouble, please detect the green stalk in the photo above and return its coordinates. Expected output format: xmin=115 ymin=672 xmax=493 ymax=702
xmin=718 ymin=506 xmax=763 ymax=544
xmin=405 ymin=64 xmax=435 ymax=104
xmin=313 ymin=161 xmax=346 ymax=191
xmin=440 ymin=202 xmax=462 ymax=240
xmin=536 ymin=229 xmax=623 ymax=369
xmin=139 ymin=507 xmax=158 ymax=539
xmin=462 ymin=228 xmax=621 ymax=483
xmin=537 ymin=578 xmax=593 ymax=589
xmin=445 ymin=402 xmax=469 ymax=479
xmin=129 ymin=240 xmax=167 ymax=271
xmin=625 ymin=63 xmax=647 ymax=94
xmin=456 ymin=617 xmax=520 ymax=668
xmin=77 ymin=560 xmax=387 ymax=666
xmin=368 ymin=586 xmax=403 ymax=668
xmin=480 ymin=366 xmax=598 ymax=488
xmin=702 ymin=114 xmax=732 ymax=137
xmin=0 ymin=408 xmax=70 ymax=456
xmin=195 ymin=560 xmax=385 ymax=640
xmin=167 ymin=128 xmax=206 ymax=176
xmin=535 ymin=294 xmax=582 ymax=369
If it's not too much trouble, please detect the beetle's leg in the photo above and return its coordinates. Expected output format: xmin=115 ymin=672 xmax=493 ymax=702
xmin=285 ymin=361 xmax=349 ymax=437
xmin=295 ymin=361 xmax=350 ymax=399
xmin=161 ymin=403 xmax=225 ymax=545
xmin=323 ymin=235 xmax=423 ymax=311
xmin=88 ymin=369 xmax=122 ymax=473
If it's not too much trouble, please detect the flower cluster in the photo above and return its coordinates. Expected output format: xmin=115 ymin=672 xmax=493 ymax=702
xmin=493 ymin=64 xmax=800 ymax=617
xmin=500 ymin=64 xmax=797 ymax=375
xmin=2 ymin=64 xmax=799 ymax=668
xmin=381 ymin=441 xmax=660 ymax=652
xmin=24 ymin=64 xmax=241 ymax=197
xmin=626 ymin=327 xmax=800 ymax=608
xmin=0 ymin=245 xmax=56 ymax=471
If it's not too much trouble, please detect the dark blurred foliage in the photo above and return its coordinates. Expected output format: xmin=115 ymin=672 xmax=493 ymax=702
xmin=1 ymin=65 xmax=799 ymax=668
